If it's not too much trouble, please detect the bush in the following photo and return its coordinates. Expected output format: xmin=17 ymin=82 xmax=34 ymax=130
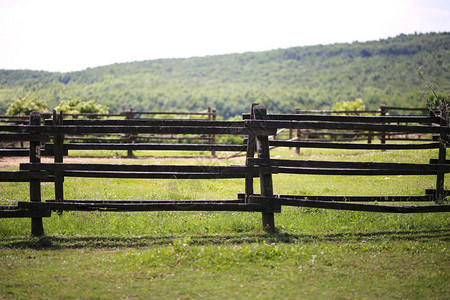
xmin=6 ymin=96 xmax=48 ymax=115
xmin=54 ymin=98 xmax=108 ymax=118
xmin=332 ymin=98 xmax=366 ymax=115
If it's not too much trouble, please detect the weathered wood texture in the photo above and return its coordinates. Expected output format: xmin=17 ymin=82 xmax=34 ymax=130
xmin=253 ymin=105 xmax=277 ymax=232
xmin=45 ymin=143 xmax=246 ymax=152
xmin=29 ymin=112 xmax=44 ymax=236
xmin=18 ymin=201 xmax=263 ymax=212
xmin=238 ymin=193 xmax=433 ymax=202
xmin=248 ymin=196 xmax=450 ymax=213
xmin=265 ymin=141 xmax=439 ymax=150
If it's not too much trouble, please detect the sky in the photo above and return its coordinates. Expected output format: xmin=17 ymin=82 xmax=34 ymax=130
xmin=0 ymin=0 xmax=449 ymax=73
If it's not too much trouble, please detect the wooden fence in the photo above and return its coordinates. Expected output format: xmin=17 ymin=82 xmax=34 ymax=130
xmin=0 ymin=107 xmax=219 ymax=158
xmin=0 ymin=104 xmax=449 ymax=236
xmin=274 ymin=105 xmax=434 ymax=149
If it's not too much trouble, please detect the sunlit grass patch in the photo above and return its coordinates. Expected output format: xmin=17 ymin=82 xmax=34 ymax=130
xmin=0 ymin=146 xmax=448 ymax=298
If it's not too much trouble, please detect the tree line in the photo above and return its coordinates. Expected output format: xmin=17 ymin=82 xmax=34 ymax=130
xmin=0 ymin=32 xmax=448 ymax=119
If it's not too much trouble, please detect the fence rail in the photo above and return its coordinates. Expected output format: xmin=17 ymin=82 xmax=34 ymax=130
xmin=0 ymin=104 xmax=449 ymax=235
xmin=0 ymin=107 xmax=221 ymax=157
xmin=244 ymin=105 xmax=437 ymax=147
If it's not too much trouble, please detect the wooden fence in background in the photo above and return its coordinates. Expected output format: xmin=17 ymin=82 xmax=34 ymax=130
xmin=272 ymin=105 xmax=434 ymax=150
xmin=0 ymin=107 xmax=219 ymax=157
xmin=0 ymin=104 xmax=449 ymax=235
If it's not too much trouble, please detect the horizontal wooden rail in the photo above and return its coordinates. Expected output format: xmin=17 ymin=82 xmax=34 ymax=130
xmin=0 ymin=149 xmax=61 ymax=157
xmin=63 ymin=113 xmax=122 ymax=117
xmin=244 ymin=111 xmax=381 ymax=116
xmin=245 ymin=120 xmax=450 ymax=134
xmin=238 ymin=193 xmax=433 ymax=202
xmin=20 ymin=163 xmax=276 ymax=179
xmin=43 ymin=119 xmax=245 ymax=127
xmin=244 ymin=114 xmax=439 ymax=124
xmin=0 ymin=206 xmax=51 ymax=218
xmin=46 ymin=199 xmax=245 ymax=204
xmin=274 ymin=168 xmax=440 ymax=176
xmin=1 ymin=125 xmax=274 ymax=135
xmin=60 ymin=172 xmax=245 ymax=179
xmin=123 ymin=111 xmax=215 ymax=116
xmin=0 ymin=133 xmax=49 ymax=142
xmin=45 ymin=143 xmax=246 ymax=152
xmin=266 ymin=140 xmax=440 ymax=150
xmin=249 ymin=196 xmax=450 ymax=213
xmin=0 ymin=171 xmax=54 ymax=182
xmin=20 ymin=163 xmax=248 ymax=172
xmin=18 ymin=201 xmax=265 ymax=212
xmin=248 ymin=158 xmax=450 ymax=173
xmin=383 ymin=106 xmax=430 ymax=112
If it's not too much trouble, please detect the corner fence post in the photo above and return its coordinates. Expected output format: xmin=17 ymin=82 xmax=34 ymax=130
xmin=29 ymin=112 xmax=44 ymax=236
xmin=253 ymin=104 xmax=276 ymax=233
xmin=53 ymin=110 xmax=64 ymax=206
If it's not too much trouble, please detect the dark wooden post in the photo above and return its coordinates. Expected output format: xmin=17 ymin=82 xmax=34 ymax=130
xmin=208 ymin=107 xmax=217 ymax=158
xmin=53 ymin=111 xmax=64 ymax=206
xmin=253 ymin=104 xmax=276 ymax=233
xmin=295 ymin=107 xmax=301 ymax=154
xmin=124 ymin=109 xmax=135 ymax=157
xmin=380 ymin=104 xmax=386 ymax=145
xmin=436 ymin=116 xmax=447 ymax=203
xmin=29 ymin=112 xmax=44 ymax=236
xmin=245 ymin=103 xmax=259 ymax=199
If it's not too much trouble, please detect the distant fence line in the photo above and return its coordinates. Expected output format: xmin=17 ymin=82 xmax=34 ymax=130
xmin=0 ymin=107 xmax=220 ymax=157
xmin=274 ymin=105 xmax=435 ymax=150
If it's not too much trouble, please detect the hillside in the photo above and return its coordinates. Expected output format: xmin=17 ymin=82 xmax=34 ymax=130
xmin=0 ymin=32 xmax=449 ymax=118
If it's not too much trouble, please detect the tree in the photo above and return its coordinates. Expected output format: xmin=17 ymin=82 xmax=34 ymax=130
xmin=6 ymin=96 xmax=48 ymax=115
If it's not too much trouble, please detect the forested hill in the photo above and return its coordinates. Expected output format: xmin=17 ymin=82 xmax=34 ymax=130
xmin=0 ymin=32 xmax=449 ymax=118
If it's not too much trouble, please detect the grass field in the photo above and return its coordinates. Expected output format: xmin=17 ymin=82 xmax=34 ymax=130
xmin=0 ymin=147 xmax=449 ymax=299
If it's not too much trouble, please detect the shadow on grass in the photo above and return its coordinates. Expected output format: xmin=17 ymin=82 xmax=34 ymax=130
xmin=1 ymin=229 xmax=449 ymax=250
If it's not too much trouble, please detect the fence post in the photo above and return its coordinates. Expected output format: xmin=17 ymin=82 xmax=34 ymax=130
xmin=253 ymin=104 xmax=276 ymax=233
xmin=29 ymin=112 xmax=44 ymax=236
xmin=295 ymin=107 xmax=301 ymax=154
xmin=124 ymin=109 xmax=135 ymax=157
xmin=380 ymin=104 xmax=386 ymax=145
xmin=209 ymin=107 xmax=217 ymax=158
xmin=245 ymin=103 xmax=259 ymax=199
xmin=436 ymin=116 xmax=447 ymax=203
xmin=53 ymin=111 xmax=64 ymax=206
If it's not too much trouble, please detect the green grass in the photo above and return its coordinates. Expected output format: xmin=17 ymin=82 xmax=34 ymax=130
xmin=0 ymin=147 xmax=449 ymax=299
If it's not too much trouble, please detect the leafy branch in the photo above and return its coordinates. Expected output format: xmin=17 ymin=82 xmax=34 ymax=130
xmin=417 ymin=67 xmax=449 ymax=124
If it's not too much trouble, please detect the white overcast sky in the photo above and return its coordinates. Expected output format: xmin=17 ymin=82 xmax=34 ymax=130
xmin=0 ymin=0 xmax=449 ymax=72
